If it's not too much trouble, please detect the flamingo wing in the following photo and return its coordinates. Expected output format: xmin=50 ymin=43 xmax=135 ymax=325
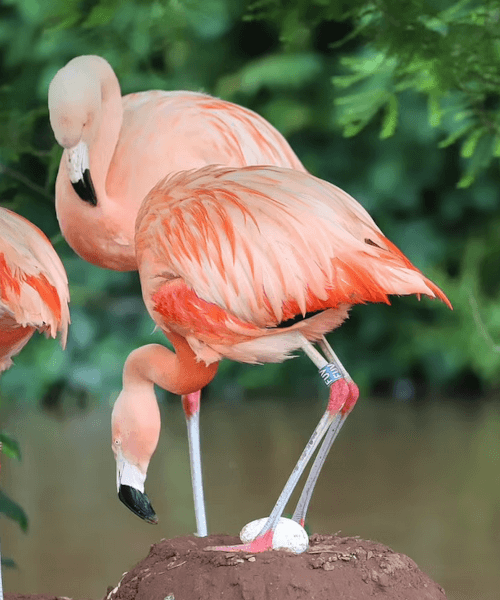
xmin=136 ymin=166 xmax=450 ymax=342
xmin=118 ymin=91 xmax=305 ymax=175
xmin=0 ymin=208 xmax=70 ymax=371
xmin=107 ymin=91 xmax=307 ymax=206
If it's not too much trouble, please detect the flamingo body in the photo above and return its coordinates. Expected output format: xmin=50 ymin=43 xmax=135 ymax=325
xmin=49 ymin=56 xmax=305 ymax=271
xmin=119 ymin=164 xmax=450 ymax=546
xmin=136 ymin=165 xmax=450 ymax=365
xmin=114 ymin=165 xmax=450 ymax=543
xmin=0 ymin=208 xmax=70 ymax=372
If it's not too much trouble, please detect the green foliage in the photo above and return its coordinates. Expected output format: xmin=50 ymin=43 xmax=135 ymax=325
xmin=246 ymin=0 xmax=500 ymax=187
xmin=435 ymin=222 xmax=500 ymax=385
xmin=0 ymin=489 xmax=28 ymax=533
xmin=0 ymin=0 xmax=498 ymax=405
xmin=1 ymin=556 xmax=16 ymax=569
xmin=0 ymin=433 xmax=21 ymax=460
xmin=0 ymin=434 xmax=29 ymax=534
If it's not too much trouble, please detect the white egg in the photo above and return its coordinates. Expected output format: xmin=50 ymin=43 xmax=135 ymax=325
xmin=240 ymin=517 xmax=309 ymax=554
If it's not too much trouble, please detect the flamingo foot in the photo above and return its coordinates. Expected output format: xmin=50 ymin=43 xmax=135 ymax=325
xmin=205 ymin=518 xmax=308 ymax=554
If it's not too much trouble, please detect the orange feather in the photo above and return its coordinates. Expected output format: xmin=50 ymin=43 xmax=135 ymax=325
xmin=0 ymin=208 xmax=70 ymax=373
xmin=136 ymin=165 xmax=451 ymax=365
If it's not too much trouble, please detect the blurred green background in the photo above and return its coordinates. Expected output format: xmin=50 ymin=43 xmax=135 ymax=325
xmin=0 ymin=1 xmax=499 ymax=598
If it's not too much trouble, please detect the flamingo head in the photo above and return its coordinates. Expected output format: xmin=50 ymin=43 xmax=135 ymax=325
xmin=48 ymin=56 xmax=105 ymax=206
xmin=111 ymin=387 xmax=161 ymax=524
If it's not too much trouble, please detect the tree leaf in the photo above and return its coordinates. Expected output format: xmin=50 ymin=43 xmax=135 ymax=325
xmin=492 ymin=136 xmax=500 ymax=157
xmin=460 ymin=127 xmax=487 ymax=158
xmin=0 ymin=433 xmax=21 ymax=461
xmin=0 ymin=490 xmax=28 ymax=532
xmin=1 ymin=556 xmax=17 ymax=569
xmin=438 ymin=122 xmax=474 ymax=148
xmin=458 ymin=132 xmax=493 ymax=187
xmin=380 ymin=94 xmax=398 ymax=139
xmin=428 ymin=94 xmax=443 ymax=128
xmin=83 ymin=4 xmax=117 ymax=28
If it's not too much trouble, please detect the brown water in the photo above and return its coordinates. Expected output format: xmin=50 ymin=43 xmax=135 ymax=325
xmin=1 ymin=396 xmax=499 ymax=600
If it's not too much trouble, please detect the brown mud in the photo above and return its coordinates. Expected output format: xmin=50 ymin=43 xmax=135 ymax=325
xmin=6 ymin=532 xmax=447 ymax=600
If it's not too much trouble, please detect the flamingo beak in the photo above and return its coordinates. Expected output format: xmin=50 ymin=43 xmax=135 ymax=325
xmin=116 ymin=454 xmax=158 ymax=524
xmin=118 ymin=484 xmax=158 ymax=524
xmin=66 ymin=140 xmax=98 ymax=206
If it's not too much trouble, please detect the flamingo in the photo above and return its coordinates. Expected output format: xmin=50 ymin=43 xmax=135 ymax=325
xmin=0 ymin=206 xmax=70 ymax=598
xmin=47 ymin=55 xmax=305 ymax=272
xmin=111 ymin=164 xmax=451 ymax=553
xmin=48 ymin=54 xmax=306 ymax=536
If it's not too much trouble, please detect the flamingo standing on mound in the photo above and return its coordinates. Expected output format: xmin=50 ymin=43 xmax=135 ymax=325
xmin=0 ymin=207 xmax=70 ymax=597
xmin=110 ymin=165 xmax=451 ymax=554
xmin=48 ymin=54 xmax=306 ymax=536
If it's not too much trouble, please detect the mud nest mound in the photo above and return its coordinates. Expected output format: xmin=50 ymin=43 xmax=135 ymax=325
xmin=5 ymin=533 xmax=448 ymax=600
xmin=103 ymin=532 xmax=447 ymax=600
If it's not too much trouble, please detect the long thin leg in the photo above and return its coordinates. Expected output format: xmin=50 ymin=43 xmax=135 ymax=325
xmin=292 ymin=414 xmax=347 ymax=526
xmin=182 ymin=390 xmax=208 ymax=537
xmin=293 ymin=336 xmax=359 ymax=526
xmin=206 ymin=334 xmax=350 ymax=553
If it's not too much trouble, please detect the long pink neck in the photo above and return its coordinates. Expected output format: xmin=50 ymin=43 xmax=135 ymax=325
xmin=88 ymin=70 xmax=123 ymax=202
xmin=123 ymin=333 xmax=218 ymax=396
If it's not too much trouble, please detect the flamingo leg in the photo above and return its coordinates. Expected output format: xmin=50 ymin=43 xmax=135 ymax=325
xmin=206 ymin=334 xmax=352 ymax=553
xmin=292 ymin=414 xmax=346 ymax=527
xmin=182 ymin=390 xmax=208 ymax=537
xmin=292 ymin=336 xmax=359 ymax=526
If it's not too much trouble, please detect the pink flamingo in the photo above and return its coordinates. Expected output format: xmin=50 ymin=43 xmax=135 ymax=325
xmin=48 ymin=55 xmax=305 ymax=535
xmin=48 ymin=55 xmax=305 ymax=272
xmin=111 ymin=164 xmax=451 ymax=553
xmin=0 ymin=208 xmax=70 ymax=372
xmin=0 ymin=207 xmax=70 ymax=596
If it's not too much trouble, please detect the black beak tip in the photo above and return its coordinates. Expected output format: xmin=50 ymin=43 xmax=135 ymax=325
xmin=118 ymin=484 xmax=158 ymax=524
xmin=71 ymin=169 xmax=98 ymax=206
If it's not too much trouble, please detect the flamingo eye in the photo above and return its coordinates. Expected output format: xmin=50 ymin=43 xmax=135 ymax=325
xmin=114 ymin=439 xmax=121 ymax=446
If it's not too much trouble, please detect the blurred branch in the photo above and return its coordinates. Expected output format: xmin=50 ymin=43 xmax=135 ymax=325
xmin=0 ymin=162 xmax=54 ymax=204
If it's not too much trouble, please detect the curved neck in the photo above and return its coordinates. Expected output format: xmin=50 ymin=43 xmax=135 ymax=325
xmin=123 ymin=335 xmax=218 ymax=396
xmin=88 ymin=67 xmax=123 ymax=201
